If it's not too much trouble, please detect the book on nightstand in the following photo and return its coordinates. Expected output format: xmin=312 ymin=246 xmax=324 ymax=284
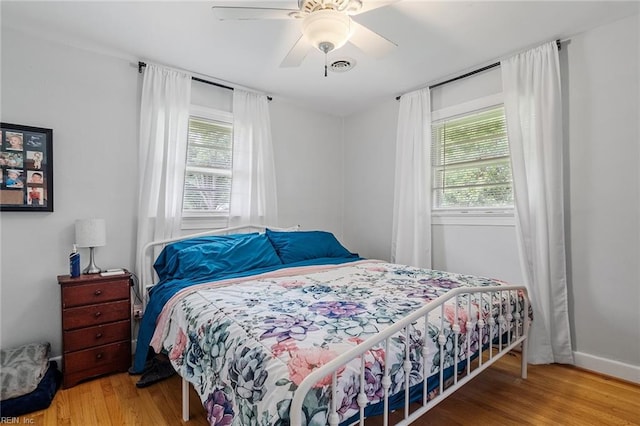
xmin=100 ymin=269 xmax=126 ymax=277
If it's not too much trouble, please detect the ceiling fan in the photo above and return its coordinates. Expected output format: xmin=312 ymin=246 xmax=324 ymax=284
xmin=212 ymin=0 xmax=398 ymax=70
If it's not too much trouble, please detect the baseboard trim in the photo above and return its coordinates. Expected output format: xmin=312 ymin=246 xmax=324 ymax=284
xmin=573 ymin=351 xmax=640 ymax=384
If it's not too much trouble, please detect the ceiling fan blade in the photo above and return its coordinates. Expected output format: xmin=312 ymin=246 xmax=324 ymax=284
xmin=212 ymin=6 xmax=298 ymax=20
xmin=349 ymin=20 xmax=397 ymax=58
xmin=349 ymin=0 xmax=401 ymax=15
xmin=280 ymin=35 xmax=311 ymax=67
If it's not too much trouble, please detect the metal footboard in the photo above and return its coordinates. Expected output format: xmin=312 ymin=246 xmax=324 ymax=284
xmin=288 ymin=285 xmax=530 ymax=426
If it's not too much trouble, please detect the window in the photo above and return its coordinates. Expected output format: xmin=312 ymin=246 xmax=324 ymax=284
xmin=182 ymin=107 xmax=233 ymax=228
xmin=431 ymin=104 xmax=513 ymax=211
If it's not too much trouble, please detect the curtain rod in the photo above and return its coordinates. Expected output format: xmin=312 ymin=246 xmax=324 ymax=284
xmin=396 ymin=39 xmax=562 ymax=100
xmin=137 ymin=61 xmax=272 ymax=101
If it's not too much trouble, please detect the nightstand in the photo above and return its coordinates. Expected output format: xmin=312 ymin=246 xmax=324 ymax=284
xmin=58 ymin=272 xmax=132 ymax=388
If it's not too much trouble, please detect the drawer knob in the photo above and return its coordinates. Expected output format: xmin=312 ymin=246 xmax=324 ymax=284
xmin=95 ymin=332 xmax=103 ymax=339
xmin=96 ymin=353 xmax=103 ymax=360
xmin=94 ymin=290 xmax=102 ymax=296
xmin=94 ymin=312 xmax=102 ymax=318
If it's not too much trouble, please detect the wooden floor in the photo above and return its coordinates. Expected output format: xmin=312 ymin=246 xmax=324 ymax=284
xmin=22 ymin=353 xmax=640 ymax=425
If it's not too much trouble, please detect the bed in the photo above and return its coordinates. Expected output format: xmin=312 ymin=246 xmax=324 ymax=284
xmin=134 ymin=225 xmax=530 ymax=425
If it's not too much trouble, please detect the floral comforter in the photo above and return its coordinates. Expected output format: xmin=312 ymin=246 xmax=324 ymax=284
xmin=150 ymin=260 xmax=525 ymax=426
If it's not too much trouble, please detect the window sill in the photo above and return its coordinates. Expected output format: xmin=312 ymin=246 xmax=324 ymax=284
xmin=432 ymin=209 xmax=515 ymax=226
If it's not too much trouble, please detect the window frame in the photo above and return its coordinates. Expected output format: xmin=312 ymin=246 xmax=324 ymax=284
xmin=181 ymin=105 xmax=234 ymax=231
xmin=430 ymin=93 xmax=515 ymax=225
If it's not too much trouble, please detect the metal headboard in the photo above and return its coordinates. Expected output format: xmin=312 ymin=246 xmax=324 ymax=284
xmin=138 ymin=224 xmax=299 ymax=309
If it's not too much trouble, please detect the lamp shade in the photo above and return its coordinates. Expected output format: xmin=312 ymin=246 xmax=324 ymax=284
xmin=303 ymin=9 xmax=352 ymax=52
xmin=75 ymin=218 xmax=106 ymax=248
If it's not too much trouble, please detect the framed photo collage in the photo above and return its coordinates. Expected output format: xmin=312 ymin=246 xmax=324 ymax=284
xmin=0 ymin=123 xmax=53 ymax=212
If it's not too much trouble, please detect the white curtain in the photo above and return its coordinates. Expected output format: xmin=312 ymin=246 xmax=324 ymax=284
xmin=229 ymin=89 xmax=278 ymax=227
xmin=391 ymin=88 xmax=432 ymax=268
xmin=501 ymin=41 xmax=574 ymax=364
xmin=135 ymin=64 xmax=192 ymax=275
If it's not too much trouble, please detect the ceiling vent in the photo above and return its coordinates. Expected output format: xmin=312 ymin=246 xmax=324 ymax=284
xmin=330 ymin=58 xmax=355 ymax=73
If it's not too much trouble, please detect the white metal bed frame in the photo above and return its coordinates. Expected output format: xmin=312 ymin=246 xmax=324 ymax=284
xmin=139 ymin=225 xmax=530 ymax=425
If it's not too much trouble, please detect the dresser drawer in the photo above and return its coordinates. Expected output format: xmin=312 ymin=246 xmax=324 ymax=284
xmin=64 ymin=341 xmax=130 ymax=375
xmin=63 ymin=320 xmax=130 ymax=353
xmin=63 ymin=300 xmax=129 ymax=331
xmin=58 ymin=272 xmax=132 ymax=388
xmin=62 ymin=280 xmax=129 ymax=308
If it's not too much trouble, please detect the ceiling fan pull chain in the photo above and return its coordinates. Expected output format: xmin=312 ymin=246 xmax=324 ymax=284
xmin=324 ymin=52 xmax=328 ymax=77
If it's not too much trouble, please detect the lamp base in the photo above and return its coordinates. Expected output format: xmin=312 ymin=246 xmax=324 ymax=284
xmin=83 ymin=247 xmax=102 ymax=274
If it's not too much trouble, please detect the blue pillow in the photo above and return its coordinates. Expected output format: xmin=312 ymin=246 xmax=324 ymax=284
xmin=266 ymin=229 xmax=358 ymax=264
xmin=154 ymin=233 xmax=258 ymax=279
xmin=154 ymin=233 xmax=281 ymax=281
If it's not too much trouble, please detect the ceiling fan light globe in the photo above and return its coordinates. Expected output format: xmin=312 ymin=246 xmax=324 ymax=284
xmin=302 ymin=9 xmax=352 ymax=52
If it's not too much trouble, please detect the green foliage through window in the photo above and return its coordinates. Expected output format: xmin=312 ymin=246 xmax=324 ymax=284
xmin=432 ymin=106 xmax=513 ymax=209
xmin=182 ymin=116 xmax=233 ymax=213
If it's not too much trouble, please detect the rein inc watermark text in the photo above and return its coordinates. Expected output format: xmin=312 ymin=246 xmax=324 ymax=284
xmin=0 ymin=418 xmax=35 ymax=424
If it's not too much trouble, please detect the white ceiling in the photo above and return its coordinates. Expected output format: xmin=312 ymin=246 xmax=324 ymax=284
xmin=2 ymin=1 xmax=639 ymax=116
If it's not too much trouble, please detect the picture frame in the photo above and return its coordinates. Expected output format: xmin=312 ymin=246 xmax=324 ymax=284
xmin=0 ymin=123 xmax=53 ymax=212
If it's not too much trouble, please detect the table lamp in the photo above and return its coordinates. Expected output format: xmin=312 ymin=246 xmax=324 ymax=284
xmin=75 ymin=218 xmax=106 ymax=274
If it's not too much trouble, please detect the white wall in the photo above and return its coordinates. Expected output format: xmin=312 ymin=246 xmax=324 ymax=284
xmin=343 ymin=15 xmax=640 ymax=379
xmin=0 ymin=26 xmax=344 ymax=357
xmin=0 ymin=27 xmax=140 ymax=358
xmin=343 ymin=99 xmax=398 ymax=260
xmin=431 ymin=224 xmax=523 ymax=284
xmin=564 ymin=14 xmax=640 ymax=372
xmin=270 ymin=100 xmax=345 ymax=237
